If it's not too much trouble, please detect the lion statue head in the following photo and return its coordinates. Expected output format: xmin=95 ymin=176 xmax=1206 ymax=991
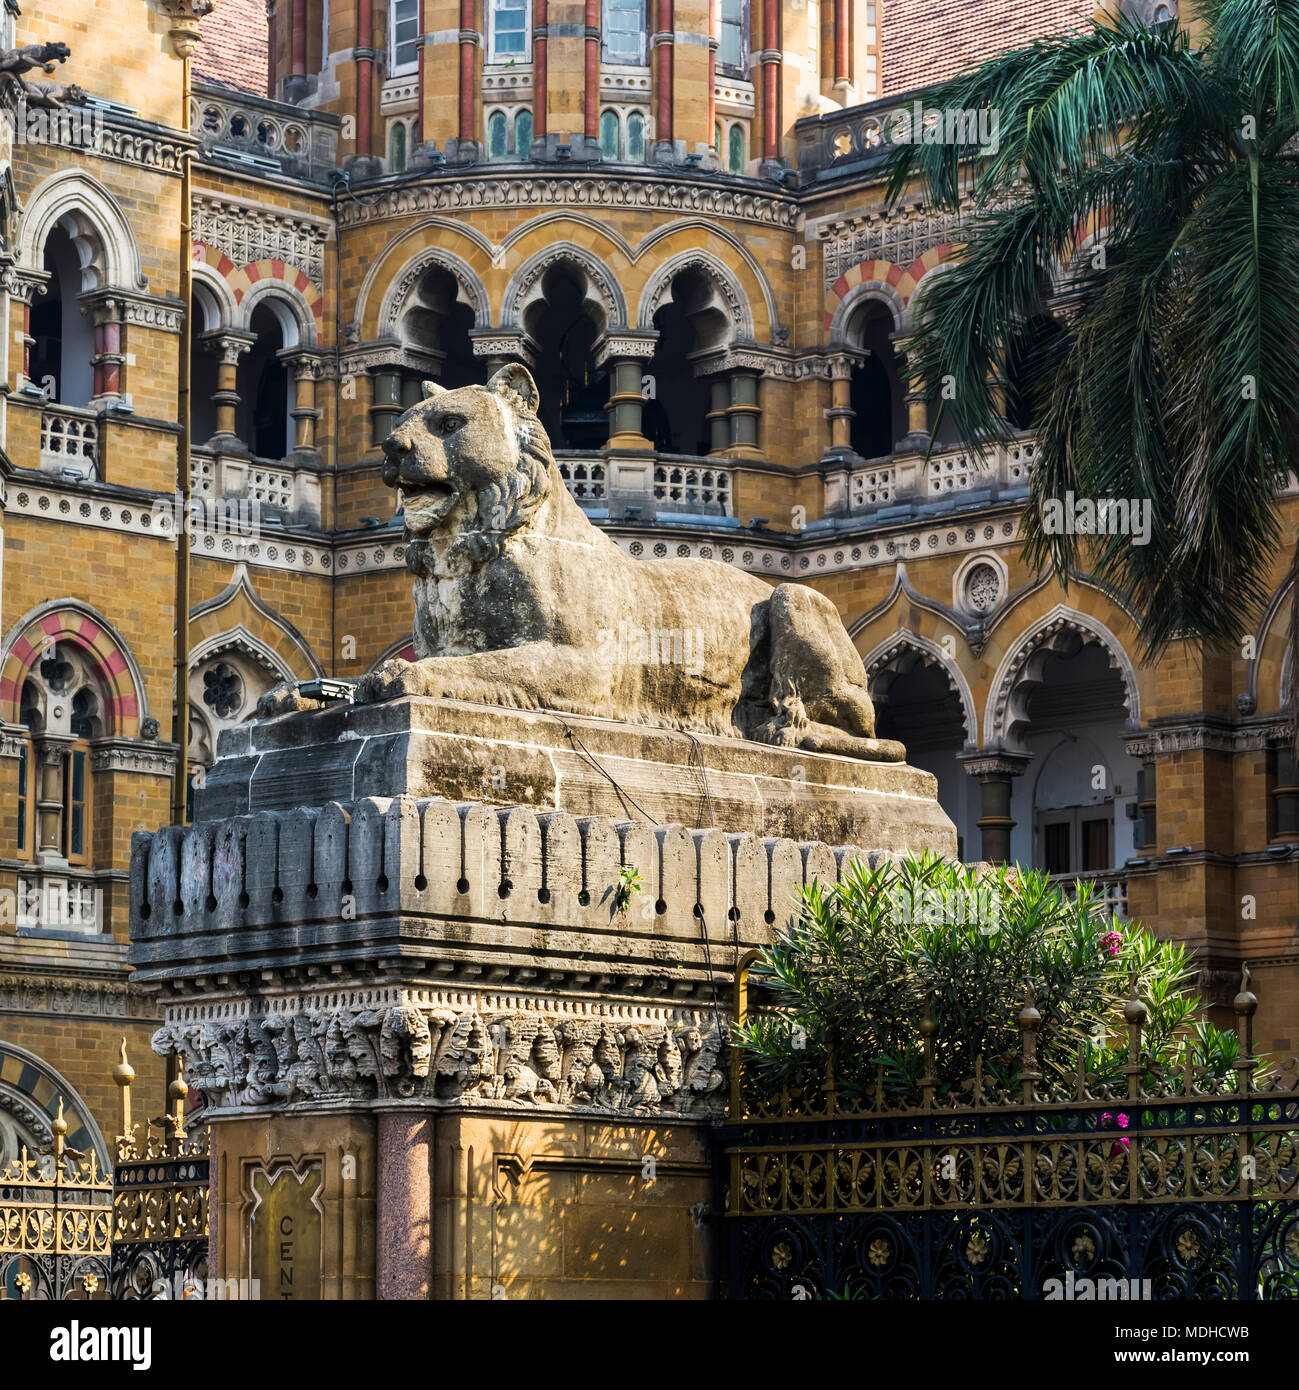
xmin=380 ymin=363 xmax=554 ymax=577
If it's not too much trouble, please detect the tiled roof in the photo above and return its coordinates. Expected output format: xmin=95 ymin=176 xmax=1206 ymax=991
xmin=882 ymin=0 xmax=1096 ymax=96
xmin=195 ymin=0 xmax=269 ymax=97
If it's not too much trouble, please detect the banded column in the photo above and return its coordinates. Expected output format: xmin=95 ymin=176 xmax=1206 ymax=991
xmin=894 ymin=334 xmax=930 ymax=451
xmin=706 ymin=376 xmax=730 ymax=455
xmin=447 ymin=0 xmax=483 ymax=162
xmin=652 ymin=0 xmax=674 ymax=159
xmin=534 ymin=0 xmax=548 ymax=138
xmin=760 ymin=0 xmax=780 ymax=164
xmin=36 ymin=739 xmax=70 ymax=863
xmin=727 ymin=367 xmax=763 ymax=461
xmin=201 ymin=331 xmax=256 ymax=447
xmin=85 ymin=293 xmax=127 ymax=407
xmin=282 ymin=350 xmax=325 ymax=455
xmin=961 ymin=751 xmax=1032 ymax=865
xmin=596 ymin=333 xmax=658 ymax=451
xmin=11 ymin=271 xmax=50 ymax=393
xmin=833 ymin=0 xmax=849 ymax=97
xmin=823 ymin=350 xmax=862 ymax=457
xmin=291 ymin=0 xmax=308 ymax=79
xmin=584 ymin=0 xmax=599 ymax=142
xmin=351 ymin=0 xmax=380 ymax=171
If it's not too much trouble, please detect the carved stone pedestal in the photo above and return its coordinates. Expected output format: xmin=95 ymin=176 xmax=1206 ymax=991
xmin=197 ymin=695 xmax=956 ymax=856
xmin=130 ymin=701 xmax=954 ymax=1298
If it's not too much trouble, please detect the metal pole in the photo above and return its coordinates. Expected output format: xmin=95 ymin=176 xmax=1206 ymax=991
xmin=172 ymin=52 xmax=193 ymax=828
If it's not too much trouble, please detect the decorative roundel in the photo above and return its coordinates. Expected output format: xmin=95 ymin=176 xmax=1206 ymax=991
xmin=959 ymin=559 xmax=1005 ymax=616
xmin=629 ymin=541 xmax=644 ymax=557
xmin=653 ymin=542 xmax=667 ymax=558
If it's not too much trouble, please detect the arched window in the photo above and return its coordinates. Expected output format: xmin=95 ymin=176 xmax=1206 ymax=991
xmin=14 ymin=644 xmax=106 ymax=870
xmin=603 ymin=0 xmax=647 ymax=63
xmin=514 ymin=108 xmax=533 ymax=157
xmin=31 ymin=223 xmax=94 ymax=407
xmin=599 ymin=110 xmax=621 ymax=159
xmin=238 ymin=302 xmax=292 ymax=459
xmin=488 ymin=110 xmax=508 ymax=159
xmin=389 ymin=121 xmax=407 ymax=172
xmin=626 ymin=111 xmax=645 ymax=161
xmin=727 ymin=123 xmax=744 ymax=174
xmin=718 ymin=0 xmax=748 ymax=76
xmin=389 ymin=0 xmax=420 ymax=73
xmin=488 ymin=0 xmax=530 ymax=62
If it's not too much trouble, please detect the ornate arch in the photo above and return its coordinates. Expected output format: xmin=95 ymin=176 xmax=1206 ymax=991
xmin=368 ymin=635 xmax=417 ymax=671
xmin=189 ymin=566 xmax=324 ymax=680
xmin=378 ymin=246 xmax=491 ymax=338
xmin=983 ymin=604 xmax=1140 ymax=749
xmin=500 ymin=241 xmax=628 ymax=332
xmin=17 ymin=169 xmax=147 ymax=291
xmin=636 ymin=249 xmax=755 ymax=340
xmin=191 ymin=261 xmax=239 ymax=331
xmin=235 ymin=278 xmax=318 ymax=347
xmin=0 ymin=601 xmax=149 ymax=735
xmin=862 ymin=628 xmax=976 ymax=742
xmin=828 ymin=276 xmax=907 ymax=345
xmin=0 ymin=1041 xmax=109 ymax=1170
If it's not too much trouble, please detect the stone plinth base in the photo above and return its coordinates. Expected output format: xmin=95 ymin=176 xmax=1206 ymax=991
xmin=199 ymin=696 xmax=955 ymax=854
xmin=207 ymin=1106 xmax=711 ymax=1300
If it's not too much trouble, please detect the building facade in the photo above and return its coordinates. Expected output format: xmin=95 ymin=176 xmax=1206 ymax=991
xmin=1 ymin=0 xmax=1295 ymax=1225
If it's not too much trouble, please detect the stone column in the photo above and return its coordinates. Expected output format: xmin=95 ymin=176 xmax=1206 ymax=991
xmin=706 ymin=377 xmax=730 ymax=456
xmin=452 ymin=0 xmax=482 ymax=163
xmin=728 ymin=367 xmax=764 ymax=461
xmin=376 ymin=1111 xmax=432 ymax=1299
xmin=533 ymin=0 xmax=548 ymax=139
xmin=584 ymin=0 xmax=599 ymax=144
xmin=356 ymin=0 xmax=376 ymax=167
xmin=894 ymin=333 xmax=930 ymax=452
xmin=651 ymin=0 xmax=674 ymax=160
xmin=201 ymin=331 xmax=256 ymax=447
xmin=369 ymin=369 xmax=405 ymax=446
xmin=282 ymin=350 xmax=325 ymax=455
xmin=36 ymin=738 xmax=70 ymax=863
xmin=823 ymin=350 xmax=864 ymax=459
xmin=11 ymin=270 xmax=50 ymax=394
xmin=83 ymin=294 xmax=127 ymax=407
xmin=960 ymin=750 xmax=1031 ymax=865
xmin=833 ymin=0 xmax=850 ymax=97
xmin=596 ymin=332 xmax=658 ymax=451
xmin=759 ymin=0 xmax=780 ymax=165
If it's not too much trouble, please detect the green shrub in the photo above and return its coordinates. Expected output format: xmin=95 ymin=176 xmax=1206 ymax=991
xmin=732 ymin=852 xmax=1240 ymax=1105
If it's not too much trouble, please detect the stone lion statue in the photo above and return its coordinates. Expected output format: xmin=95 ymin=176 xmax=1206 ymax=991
xmin=265 ymin=364 xmax=902 ymax=761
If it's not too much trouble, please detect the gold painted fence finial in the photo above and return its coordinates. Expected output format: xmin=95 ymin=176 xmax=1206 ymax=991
xmin=113 ymin=1035 xmax=135 ymax=1149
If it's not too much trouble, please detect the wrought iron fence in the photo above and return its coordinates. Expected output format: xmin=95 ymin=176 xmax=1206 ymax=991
xmin=716 ymin=964 xmax=1299 ymax=1299
xmin=0 ymin=1042 xmax=210 ymax=1300
xmin=0 ymin=1099 xmax=112 ymax=1301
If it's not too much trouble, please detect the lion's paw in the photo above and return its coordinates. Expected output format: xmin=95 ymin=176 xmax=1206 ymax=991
xmin=354 ymin=657 xmax=445 ymax=704
xmin=252 ymin=682 xmax=314 ymax=719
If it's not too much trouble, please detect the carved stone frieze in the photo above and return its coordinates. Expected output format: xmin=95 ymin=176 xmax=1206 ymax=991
xmin=0 ymin=973 xmax=138 ymax=1019
xmin=336 ymin=176 xmax=800 ymax=231
xmin=193 ymin=196 xmax=328 ymax=288
xmin=154 ymin=991 xmax=728 ymax=1119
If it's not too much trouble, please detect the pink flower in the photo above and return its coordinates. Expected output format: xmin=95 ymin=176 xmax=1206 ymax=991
xmin=1101 ymin=931 xmax=1122 ymax=956
xmin=1116 ymin=1112 xmax=1129 ymax=1130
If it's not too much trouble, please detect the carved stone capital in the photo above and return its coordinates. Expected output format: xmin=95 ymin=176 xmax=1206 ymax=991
xmin=200 ymin=330 xmax=257 ymax=366
xmin=159 ymin=0 xmax=215 ymax=58
xmin=959 ymin=749 xmax=1033 ymax=781
xmin=593 ymin=331 xmax=659 ymax=368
